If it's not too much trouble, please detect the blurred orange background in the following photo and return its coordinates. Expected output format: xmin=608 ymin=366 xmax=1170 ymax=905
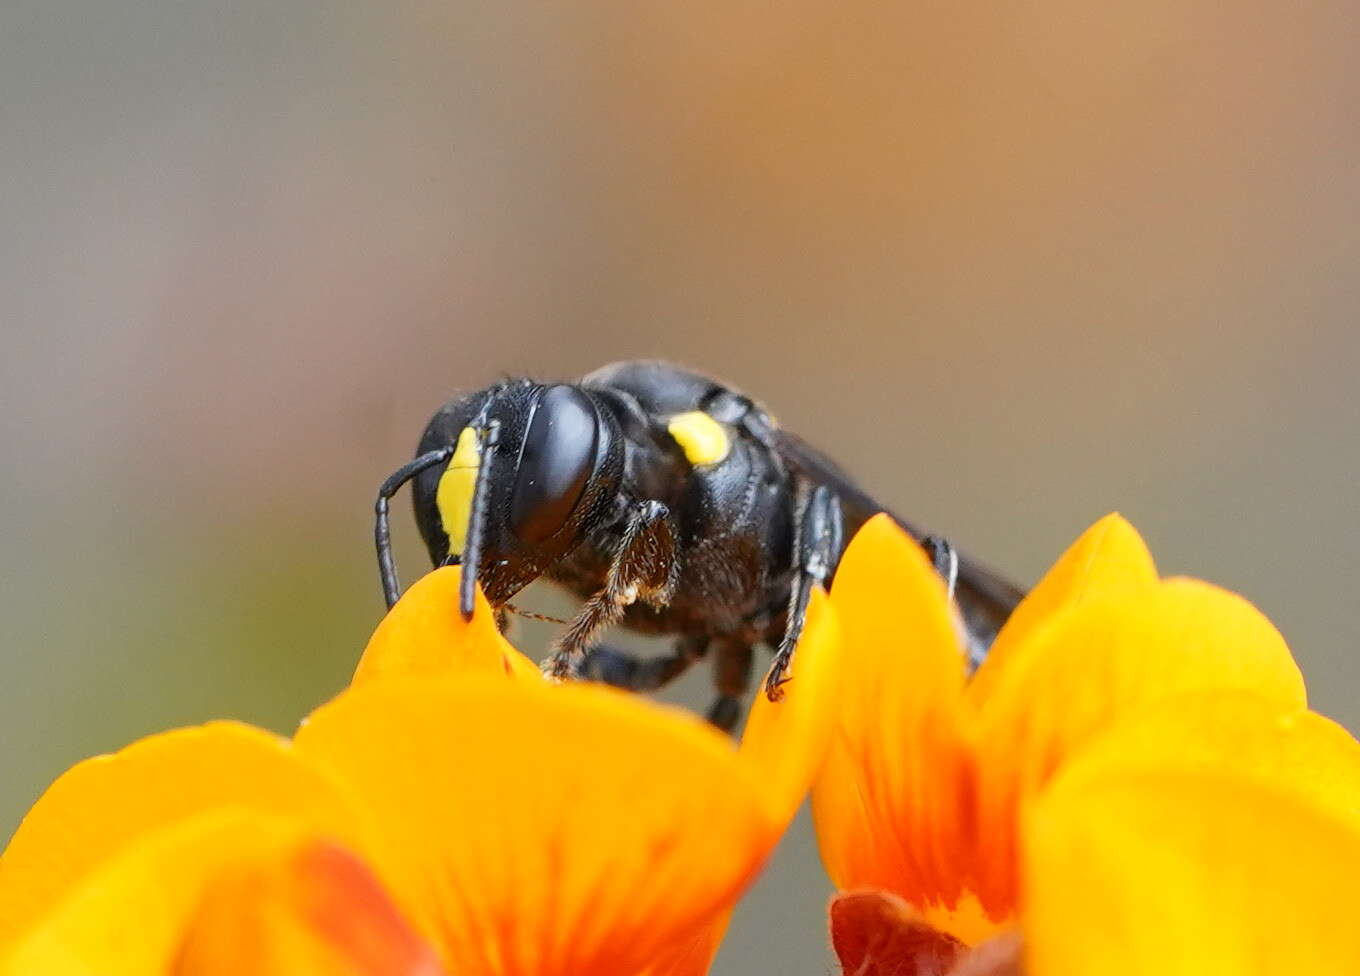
xmin=3 ymin=2 xmax=1357 ymax=971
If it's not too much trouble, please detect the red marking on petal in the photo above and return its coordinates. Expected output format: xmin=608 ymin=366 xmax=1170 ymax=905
xmin=175 ymin=836 xmax=446 ymax=976
xmin=291 ymin=840 xmax=445 ymax=976
xmin=831 ymin=890 xmax=966 ymax=976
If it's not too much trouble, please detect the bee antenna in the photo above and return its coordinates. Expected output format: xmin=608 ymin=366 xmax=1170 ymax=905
xmin=458 ymin=388 xmax=505 ymax=620
xmin=374 ymin=445 xmax=456 ymax=609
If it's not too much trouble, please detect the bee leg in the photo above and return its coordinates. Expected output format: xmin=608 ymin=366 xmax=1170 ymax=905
xmin=920 ymin=535 xmax=960 ymax=600
xmin=583 ymin=636 xmax=708 ymax=690
xmin=765 ymin=483 xmax=844 ymax=701
xmin=706 ymin=637 xmax=754 ymax=734
xmin=920 ymin=535 xmax=990 ymax=670
xmin=542 ymin=500 xmax=678 ymax=681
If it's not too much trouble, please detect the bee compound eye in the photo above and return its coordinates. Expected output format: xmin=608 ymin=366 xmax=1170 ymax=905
xmin=509 ymin=385 xmax=600 ymax=544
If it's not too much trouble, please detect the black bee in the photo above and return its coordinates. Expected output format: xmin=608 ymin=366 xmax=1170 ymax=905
xmin=375 ymin=360 xmax=1023 ymax=730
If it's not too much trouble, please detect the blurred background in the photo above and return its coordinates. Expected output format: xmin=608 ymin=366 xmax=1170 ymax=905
xmin=3 ymin=0 xmax=1357 ymax=970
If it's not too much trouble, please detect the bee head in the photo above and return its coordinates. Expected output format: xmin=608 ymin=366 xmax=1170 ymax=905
xmin=412 ymin=381 xmax=623 ymax=616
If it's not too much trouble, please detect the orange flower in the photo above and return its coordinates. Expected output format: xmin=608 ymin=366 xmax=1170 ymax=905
xmin=0 ymin=568 xmax=840 ymax=976
xmin=824 ymin=691 xmax=1360 ymax=975
xmin=815 ymin=514 xmax=1360 ymax=973
xmin=812 ymin=513 xmax=1308 ymax=942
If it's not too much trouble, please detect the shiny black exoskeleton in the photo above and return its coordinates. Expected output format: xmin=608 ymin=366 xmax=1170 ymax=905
xmin=374 ymin=360 xmax=1023 ymax=730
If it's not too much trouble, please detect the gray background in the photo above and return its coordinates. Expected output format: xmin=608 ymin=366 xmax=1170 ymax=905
xmin=3 ymin=1 xmax=1357 ymax=971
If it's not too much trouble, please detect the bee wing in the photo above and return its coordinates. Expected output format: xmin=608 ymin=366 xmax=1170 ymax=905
xmin=772 ymin=429 xmax=1025 ymax=644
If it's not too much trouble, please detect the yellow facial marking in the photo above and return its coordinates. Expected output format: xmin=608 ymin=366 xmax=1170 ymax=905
xmin=667 ymin=411 xmax=730 ymax=466
xmin=437 ymin=427 xmax=481 ymax=553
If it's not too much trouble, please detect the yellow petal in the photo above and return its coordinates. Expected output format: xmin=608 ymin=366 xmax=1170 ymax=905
xmin=968 ymin=514 xmax=1157 ymax=709
xmin=294 ymin=677 xmax=777 ymax=976
xmin=0 ymin=722 xmax=366 ymax=946
xmin=970 ymin=578 xmax=1304 ymax=911
xmin=1025 ymin=693 xmax=1360 ymax=972
xmin=1025 ymin=767 xmax=1360 ymax=975
xmin=176 ymin=836 xmax=445 ymax=976
xmin=3 ymin=812 xmax=305 ymax=975
xmin=352 ymin=567 xmax=540 ymax=686
xmin=1049 ymin=690 xmax=1360 ymax=818
xmin=811 ymin=515 xmax=975 ymax=916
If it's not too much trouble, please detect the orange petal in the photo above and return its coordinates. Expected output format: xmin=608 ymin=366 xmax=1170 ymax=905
xmin=1025 ymin=767 xmax=1360 ymax=975
xmin=0 ymin=722 xmax=366 ymax=946
xmin=969 ymin=577 xmax=1305 ymax=912
xmin=352 ymin=567 xmax=540 ymax=686
xmin=640 ymin=909 xmax=730 ymax=976
xmin=811 ymin=515 xmax=974 ymax=917
xmin=2 ymin=812 xmax=303 ymax=975
xmin=176 ymin=837 xmax=445 ymax=976
xmin=968 ymin=514 xmax=1157 ymax=709
xmin=648 ymin=589 xmax=841 ymax=976
xmin=1 ymin=811 xmax=440 ymax=976
xmin=814 ymin=732 xmax=887 ymax=888
xmin=829 ymin=890 xmax=965 ymax=976
xmin=740 ymin=587 xmax=841 ymax=826
xmin=294 ymin=677 xmax=777 ymax=976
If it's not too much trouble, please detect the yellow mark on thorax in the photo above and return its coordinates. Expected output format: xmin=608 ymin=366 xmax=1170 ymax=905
xmin=667 ymin=411 xmax=730 ymax=466
xmin=437 ymin=427 xmax=481 ymax=553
